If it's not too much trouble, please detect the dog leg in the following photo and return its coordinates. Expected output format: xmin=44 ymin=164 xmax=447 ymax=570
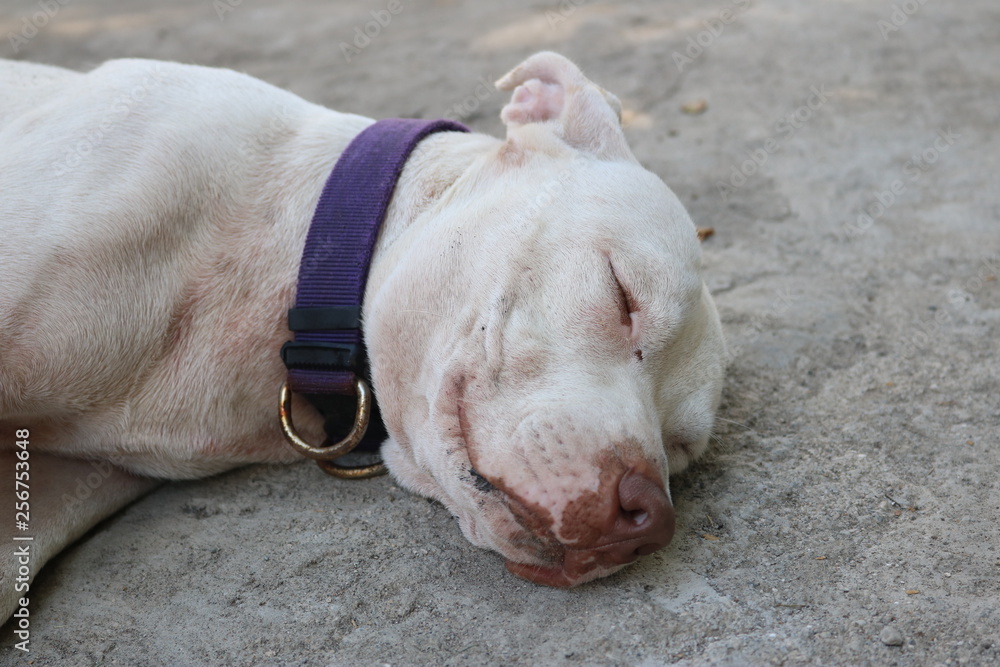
xmin=0 ymin=450 xmax=160 ymax=622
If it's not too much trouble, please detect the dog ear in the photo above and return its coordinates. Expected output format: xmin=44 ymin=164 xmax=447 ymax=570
xmin=495 ymin=51 xmax=634 ymax=161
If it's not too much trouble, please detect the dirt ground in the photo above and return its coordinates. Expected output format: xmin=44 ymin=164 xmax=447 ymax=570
xmin=1 ymin=0 xmax=998 ymax=665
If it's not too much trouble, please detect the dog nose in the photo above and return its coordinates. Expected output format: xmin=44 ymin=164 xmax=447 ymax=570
xmin=596 ymin=469 xmax=675 ymax=563
xmin=501 ymin=465 xmax=676 ymax=587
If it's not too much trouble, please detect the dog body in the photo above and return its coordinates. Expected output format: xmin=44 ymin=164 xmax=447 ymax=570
xmin=1 ymin=58 xmax=378 ymax=477
xmin=0 ymin=53 xmax=725 ymax=616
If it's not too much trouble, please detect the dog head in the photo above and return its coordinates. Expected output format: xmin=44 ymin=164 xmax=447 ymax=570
xmin=366 ymin=52 xmax=725 ymax=586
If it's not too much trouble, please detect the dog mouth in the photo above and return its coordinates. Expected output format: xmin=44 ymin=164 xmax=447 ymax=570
xmin=455 ymin=398 xmax=568 ymax=567
xmin=503 ymin=542 xmax=639 ymax=588
xmin=469 ymin=470 xmax=651 ymax=587
xmin=451 ymin=374 xmax=673 ymax=588
xmin=467 ymin=466 xmax=498 ymax=494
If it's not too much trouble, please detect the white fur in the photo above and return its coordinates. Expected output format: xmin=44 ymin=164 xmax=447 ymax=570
xmin=0 ymin=52 xmax=725 ymax=617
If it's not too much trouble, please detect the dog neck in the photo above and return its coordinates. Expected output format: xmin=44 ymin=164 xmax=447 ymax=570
xmin=375 ymin=129 xmax=503 ymax=259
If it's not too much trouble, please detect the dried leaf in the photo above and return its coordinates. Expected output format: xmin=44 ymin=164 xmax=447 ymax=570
xmin=681 ymin=99 xmax=708 ymax=115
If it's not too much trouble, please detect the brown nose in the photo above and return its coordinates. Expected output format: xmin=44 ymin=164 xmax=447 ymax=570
xmin=594 ymin=469 xmax=675 ymax=564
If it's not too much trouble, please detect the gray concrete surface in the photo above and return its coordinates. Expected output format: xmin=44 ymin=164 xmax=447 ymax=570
xmin=1 ymin=0 xmax=998 ymax=664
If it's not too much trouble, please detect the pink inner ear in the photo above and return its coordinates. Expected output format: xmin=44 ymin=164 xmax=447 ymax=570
xmin=501 ymin=79 xmax=565 ymax=126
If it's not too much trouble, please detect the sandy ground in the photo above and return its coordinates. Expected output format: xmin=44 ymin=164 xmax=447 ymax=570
xmin=1 ymin=0 xmax=998 ymax=664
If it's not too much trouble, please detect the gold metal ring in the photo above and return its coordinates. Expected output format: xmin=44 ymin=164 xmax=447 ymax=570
xmin=315 ymin=457 xmax=387 ymax=479
xmin=279 ymin=379 xmax=387 ymax=478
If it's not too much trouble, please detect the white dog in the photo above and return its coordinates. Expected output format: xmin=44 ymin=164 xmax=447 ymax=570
xmin=0 ymin=51 xmax=725 ymax=621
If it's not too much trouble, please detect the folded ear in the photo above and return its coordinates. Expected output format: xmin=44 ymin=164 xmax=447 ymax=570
xmin=495 ymin=51 xmax=635 ymax=162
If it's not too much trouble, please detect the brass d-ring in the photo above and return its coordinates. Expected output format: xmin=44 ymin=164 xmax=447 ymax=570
xmin=279 ymin=379 xmax=387 ymax=478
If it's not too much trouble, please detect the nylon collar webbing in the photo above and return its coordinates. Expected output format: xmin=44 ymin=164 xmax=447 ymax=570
xmin=281 ymin=118 xmax=469 ymax=451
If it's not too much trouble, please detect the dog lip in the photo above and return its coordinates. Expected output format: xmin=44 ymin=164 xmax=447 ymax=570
xmin=568 ymin=537 xmax=648 ymax=561
xmin=455 ymin=392 xmax=490 ymax=495
xmin=468 ymin=466 xmax=497 ymax=494
xmin=504 ymin=559 xmax=575 ymax=588
xmin=504 ymin=555 xmax=626 ymax=588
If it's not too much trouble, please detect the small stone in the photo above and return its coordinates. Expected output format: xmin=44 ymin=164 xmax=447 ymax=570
xmin=880 ymin=626 xmax=904 ymax=646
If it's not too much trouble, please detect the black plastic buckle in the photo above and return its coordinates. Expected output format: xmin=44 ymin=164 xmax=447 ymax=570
xmin=287 ymin=306 xmax=362 ymax=332
xmin=280 ymin=341 xmax=359 ymax=372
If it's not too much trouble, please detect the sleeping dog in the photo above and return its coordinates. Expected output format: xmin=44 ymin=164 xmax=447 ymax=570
xmin=0 ymin=51 xmax=725 ymax=620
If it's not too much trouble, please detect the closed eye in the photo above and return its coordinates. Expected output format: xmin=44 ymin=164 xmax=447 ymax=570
xmin=609 ymin=261 xmax=638 ymax=339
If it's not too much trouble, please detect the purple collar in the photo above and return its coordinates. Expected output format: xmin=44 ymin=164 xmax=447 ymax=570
xmin=280 ymin=118 xmax=469 ymax=474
